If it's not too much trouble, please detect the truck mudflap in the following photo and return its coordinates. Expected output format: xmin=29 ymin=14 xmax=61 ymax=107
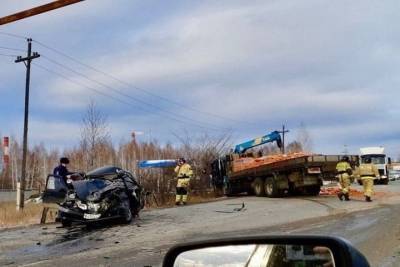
xmin=293 ymin=175 xmax=322 ymax=187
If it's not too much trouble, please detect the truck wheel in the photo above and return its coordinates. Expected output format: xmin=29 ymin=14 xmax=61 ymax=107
xmin=382 ymin=179 xmax=389 ymax=185
xmin=253 ymin=178 xmax=265 ymax=197
xmin=223 ymin=182 xmax=234 ymax=196
xmin=264 ymin=177 xmax=279 ymax=198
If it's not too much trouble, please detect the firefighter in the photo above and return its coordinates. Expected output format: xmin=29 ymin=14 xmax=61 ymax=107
xmin=336 ymin=156 xmax=353 ymax=201
xmin=174 ymin=158 xmax=193 ymax=205
xmin=355 ymin=157 xmax=379 ymax=202
xmin=53 ymin=157 xmax=72 ymax=181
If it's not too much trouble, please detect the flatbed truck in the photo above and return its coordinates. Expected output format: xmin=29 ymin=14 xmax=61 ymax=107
xmin=211 ymin=154 xmax=359 ymax=197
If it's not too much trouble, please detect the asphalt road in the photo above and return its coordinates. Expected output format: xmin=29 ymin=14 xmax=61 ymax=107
xmin=1 ymin=181 xmax=400 ymax=267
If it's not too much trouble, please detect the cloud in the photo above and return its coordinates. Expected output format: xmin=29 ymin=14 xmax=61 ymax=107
xmin=1 ymin=1 xmax=400 ymax=156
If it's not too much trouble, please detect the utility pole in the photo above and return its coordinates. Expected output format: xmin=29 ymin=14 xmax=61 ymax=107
xmin=278 ymin=125 xmax=290 ymax=154
xmin=0 ymin=0 xmax=84 ymax=25
xmin=15 ymin=38 xmax=40 ymax=210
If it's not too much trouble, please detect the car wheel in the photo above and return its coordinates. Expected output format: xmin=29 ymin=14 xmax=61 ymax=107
xmin=121 ymin=200 xmax=133 ymax=224
xmin=61 ymin=219 xmax=72 ymax=227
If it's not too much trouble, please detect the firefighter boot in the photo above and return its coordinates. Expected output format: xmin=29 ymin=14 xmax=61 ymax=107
xmin=337 ymin=192 xmax=344 ymax=201
xmin=366 ymin=196 xmax=372 ymax=202
xmin=344 ymin=193 xmax=350 ymax=201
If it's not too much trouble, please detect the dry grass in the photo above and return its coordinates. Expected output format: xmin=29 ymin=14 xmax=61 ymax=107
xmin=145 ymin=190 xmax=219 ymax=209
xmin=0 ymin=191 xmax=219 ymax=228
xmin=0 ymin=201 xmax=57 ymax=229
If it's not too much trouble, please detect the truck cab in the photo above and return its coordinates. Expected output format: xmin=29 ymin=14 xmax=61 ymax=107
xmin=359 ymin=147 xmax=390 ymax=184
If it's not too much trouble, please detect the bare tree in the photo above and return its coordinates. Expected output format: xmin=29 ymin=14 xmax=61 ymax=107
xmin=80 ymin=100 xmax=110 ymax=169
xmin=297 ymin=122 xmax=313 ymax=152
xmin=286 ymin=141 xmax=303 ymax=153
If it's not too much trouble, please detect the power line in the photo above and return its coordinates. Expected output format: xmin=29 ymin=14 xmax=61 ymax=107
xmin=32 ymin=62 xmax=230 ymax=132
xmin=0 ymin=30 xmax=232 ymax=131
xmin=0 ymin=31 xmax=28 ymax=40
xmin=32 ymin=39 xmax=259 ymax=127
xmin=0 ymin=46 xmax=26 ymax=52
xmin=40 ymin=54 xmax=231 ymax=131
xmin=0 ymin=53 xmax=18 ymax=58
xmin=1 ymin=34 xmax=263 ymax=128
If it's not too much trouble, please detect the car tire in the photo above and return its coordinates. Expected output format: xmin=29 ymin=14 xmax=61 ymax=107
xmin=123 ymin=204 xmax=133 ymax=224
xmin=382 ymin=179 xmax=389 ymax=185
xmin=253 ymin=178 xmax=265 ymax=197
xmin=61 ymin=219 xmax=72 ymax=227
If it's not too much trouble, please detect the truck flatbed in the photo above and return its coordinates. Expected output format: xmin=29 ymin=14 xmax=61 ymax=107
xmin=229 ymin=154 xmax=358 ymax=180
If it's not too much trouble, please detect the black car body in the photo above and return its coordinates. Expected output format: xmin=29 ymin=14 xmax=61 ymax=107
xmin=42 ymin=166 xmax=144 ymax=227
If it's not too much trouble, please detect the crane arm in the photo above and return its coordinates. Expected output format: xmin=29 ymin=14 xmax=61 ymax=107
xmin=234 ymin=131 xmax=282 ymax=154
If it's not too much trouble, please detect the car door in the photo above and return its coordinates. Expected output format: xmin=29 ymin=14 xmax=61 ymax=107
xmin=41 ymin=174 xmax=68 ymax=204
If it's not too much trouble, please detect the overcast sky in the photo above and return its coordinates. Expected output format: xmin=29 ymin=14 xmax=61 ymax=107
xmin=1 ymin=0 xmax=399 ymax=157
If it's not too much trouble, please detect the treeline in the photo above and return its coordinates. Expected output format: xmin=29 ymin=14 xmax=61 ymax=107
xmin=0 ymin=134 xmax=307 ymax=193
xmin=0 ymin=133 xmax=232 ymax=194
xmin=0 ymin=101 xmax=310 ymax=195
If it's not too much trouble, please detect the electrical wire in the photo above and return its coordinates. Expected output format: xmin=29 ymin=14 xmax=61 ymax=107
xmin=40 ymin=54 xmax=231 ymax=131
xmin=0 ymin=32 xmax=28 ymax=40
xmin=32 ymin=39 xmax=260 ymax=127
xmin=0 ymin=33 xmax=257 ymax=130
xmin=0 ymin=46 xmax=26 ymax=52
xmin=0 ymin=53 xmax=18 ymax=58
xmin=32 ymin=62 xmax=231 ymax=132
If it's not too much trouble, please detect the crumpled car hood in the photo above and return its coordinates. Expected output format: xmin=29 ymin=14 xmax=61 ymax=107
xmin=72 ymin=179 xmax=110 ymax=200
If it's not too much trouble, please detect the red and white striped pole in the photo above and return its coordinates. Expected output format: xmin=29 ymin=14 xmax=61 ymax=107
xmin=3 ymin=136 xmax=9 ymax=168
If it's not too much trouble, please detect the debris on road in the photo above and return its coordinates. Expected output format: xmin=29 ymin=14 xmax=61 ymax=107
xmin=215 ymin=202 xmax=246 ymax=213
xmin=319 ymin=186 xmax=398 ymax=198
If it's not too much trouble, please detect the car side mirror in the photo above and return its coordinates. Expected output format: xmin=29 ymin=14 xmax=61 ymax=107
xmin=162 ymin=235 xmax=370 ymax=267
xmin=388 ymin=157 xmax=392 ymax=165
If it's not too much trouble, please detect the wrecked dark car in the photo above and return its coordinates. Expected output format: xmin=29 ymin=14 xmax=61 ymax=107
xmin=42 ymin=166 xmax=145 ymax=227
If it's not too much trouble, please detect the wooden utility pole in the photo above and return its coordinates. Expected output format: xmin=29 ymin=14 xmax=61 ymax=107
xmin=15 ymin=39 xmax=40 ymax=210
xmin=279 ymin=125 xmax=290 ymax=154
xmin=0 ymin=0 xmax=84 ymax=25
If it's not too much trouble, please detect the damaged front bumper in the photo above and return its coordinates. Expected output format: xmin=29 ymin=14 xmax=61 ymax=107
xmin=58 ymin=206 xmax=123 ymax=224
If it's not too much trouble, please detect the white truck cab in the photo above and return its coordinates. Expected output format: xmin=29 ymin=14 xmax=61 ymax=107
xmin=359 ymin=147 xmax=391 ymax=184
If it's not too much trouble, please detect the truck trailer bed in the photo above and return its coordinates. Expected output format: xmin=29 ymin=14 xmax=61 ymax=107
xmin=229 ymin=154 xmax=358 ymax=180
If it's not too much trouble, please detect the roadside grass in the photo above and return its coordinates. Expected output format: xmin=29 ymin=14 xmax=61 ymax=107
xmin=0 ymin=201 xmax=57 ymax=228
xmin=145 ymin=190 xmax=220 ymax=209
xmin=0 ymin=191 xmax=218 ymax=229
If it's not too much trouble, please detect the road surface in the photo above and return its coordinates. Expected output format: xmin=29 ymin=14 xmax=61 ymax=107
xmin=1 ymin=181 xmax=400 ymax=266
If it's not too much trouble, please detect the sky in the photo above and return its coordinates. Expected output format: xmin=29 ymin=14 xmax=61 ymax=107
xmin=0 ymin=0 xmax=399 ymax=157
